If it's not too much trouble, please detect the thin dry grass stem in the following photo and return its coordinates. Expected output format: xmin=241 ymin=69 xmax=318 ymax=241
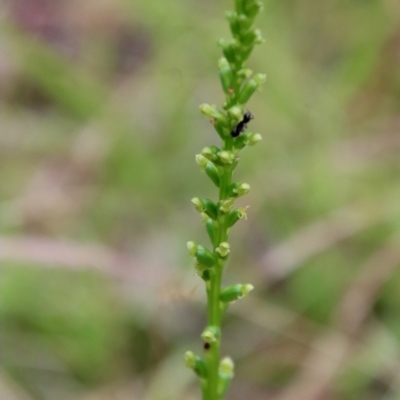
xmin=260 ymin=197 xmax=398 ymax=282
xmin=0 ymin=234 xmax=162 ymax=282
xmin=335 ymin=240 xmax=400 ymax=336
xmin=0 ymin=370 xmax=34 ymax=400
xmin=331 ymin=117 xmax=400 ymax=172
xmin=271 ymin=240 xmax=400 ymax=400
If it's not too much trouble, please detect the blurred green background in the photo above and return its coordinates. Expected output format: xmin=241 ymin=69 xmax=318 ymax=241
xmin=1 ymin=0 xmax=400 ymax=399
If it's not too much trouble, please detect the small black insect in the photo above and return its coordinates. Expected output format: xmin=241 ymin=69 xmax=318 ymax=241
xmin=204 ymin=342 xmax=211 ymax=350
xmin=231 ymin=111 xmax=254 ymax=137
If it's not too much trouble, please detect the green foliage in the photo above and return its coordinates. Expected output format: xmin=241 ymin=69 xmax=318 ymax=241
xmin=0 ymin=265 xmax=125 ymax=384
xmin=288 ymin=252 xmax=349 ymax=323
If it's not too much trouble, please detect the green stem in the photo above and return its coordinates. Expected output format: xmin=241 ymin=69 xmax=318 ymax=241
xmin=195 ymin=2 xmax=264 ymax=396
xmin=204 ymin=147 xmax=233 ymax=400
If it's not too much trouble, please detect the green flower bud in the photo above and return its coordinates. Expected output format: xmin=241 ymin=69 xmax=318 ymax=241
xmin=241 ymin=45 xmax=255 ymax=63
xmin=233 ymin=132 xmax=251 ymax=149
xmin=195 ymin=263 xmax=211 ymax=281
xmin=225 ymin=11 xmax=240 ymax=36
xmin=201 ymin=146 xmax=220 ymax=161
xmin=191 ymin=198 xmax=218 ymax=219
xmin=216 ymin=242 xmax=230 ymax=258
xmin=218 ymin=58 xmax=234 ymax=94
xmin=217 ymin=357 xmax=235 ymax=398
xmin=187 ymin=241 xmax=198 ymax=257
xmin=184 ymin=351 xmax=207 ymax=378
xmin=253 ymin=29 xmax=264 ymax=44
xmin=227 ymin=207 xmax=248 ymax=227
xmin=237 ymin=14 xmax=253 ymax=31
xmin=205 ymin=162 xmax=220 ymax=187
xmin=184 ymin=350 xmax=196 ymax=368
xmin=201 ymin=147 xmax=215 ymax=161
xmin=235 ymin=0 xmax=245 ymax=14
xmin=248 ymin=132 xmax=262 ymax=145
xmin=242 ymin=29 xmax=264 ymax=46
xmin=218 ymin=57 xmax=229 ymax=69
xmin=217 ymin=39 xmax=238 ymax=64
xmin=201 ymin=269 xmax=211 ymax=281
xmin=233 ymin=131 xmax=262 ymax=149
xmin=238 ymin=79 xmax=257 ymax=104
xmin=213 ymin=121 xmax=229 ymax=139
xmin=203 ymin=199 xmax=218 ymax=219
xmin=217 ymin=150 xmax=235 ymax=164
xmin=237 ymin=68 xmax=253 ymax=80
xmin=195 ymin=245 xmax=215 ymax=268
xmin=245 ymin=1 xmax=264 ymax=18
xmin=200 ymin=212 xmax=209 ymax=223
xmin=242 ymin=283 xmax=254 ymax=295
xmin=199 ymin=104 xmax=229 ymax=126
xmin=253 ymin=73 xmax=267 ymax=85
xmin=206 ymin=219 xmax=217 ymax=245
xmin=191 ymin=197 xmax=203 ymax=212
xmin=195 ymin=154 xmax=209 ymax=171
xmin=220 ymin=283 xmax=254 ymax=303
xmin=220 ymin=357 xmax=235 ymax=377
xmin=219 ymin=198 xmax=235 ymax=214
xmin=227 ymin=106 xmax=243 ymax=122
xmin=232 ymin=182 xmax=250 ymax=196
xmin=201 ymin=326 xmax=220 ymax=343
